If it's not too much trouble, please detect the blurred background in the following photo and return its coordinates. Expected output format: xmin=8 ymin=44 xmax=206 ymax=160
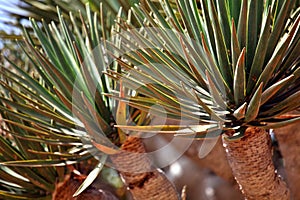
xmin=0 ymin=1 xmax=299 ymax=199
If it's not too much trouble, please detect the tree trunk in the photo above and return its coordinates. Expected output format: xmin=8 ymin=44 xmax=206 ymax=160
xmin=275 ymin=121 xmax=300 ymax=199
xmin=222 ymin=127 xmax=290 ymax=200
xmin=111 ymin=136 xmax=180 ymax=200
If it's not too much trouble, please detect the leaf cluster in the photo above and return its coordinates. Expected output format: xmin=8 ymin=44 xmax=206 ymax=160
xmin=109 ymin=0 xmax=300 ymax=139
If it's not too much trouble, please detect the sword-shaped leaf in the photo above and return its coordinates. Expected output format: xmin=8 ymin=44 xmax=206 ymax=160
xmin=261 ymin=75 xmax=294 ymax=105
xmin=233 ymin=48 xmax=246 ymax=106
xmin=207 ymin=0 xmax=232 ymax=87
xmin=73 ymin=157 xmax=106 ymax=197
xmin=247 ymin=8 xmax=272 ymax=94
xmin=245 ymin=83 xmax=263 ymax=122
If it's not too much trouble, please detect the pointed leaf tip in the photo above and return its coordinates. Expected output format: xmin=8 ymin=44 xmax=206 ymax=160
xmin=73 ymin=158 xmax=106 ymax=197
xmin=233 ymin=48 xmax=246 ymax=106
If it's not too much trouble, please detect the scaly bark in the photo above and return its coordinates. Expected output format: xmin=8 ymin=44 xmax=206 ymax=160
xmin=111 ymin=136 xmax=180 ymax=200
xmin=222 ymin=127 xmax=290 ymax=200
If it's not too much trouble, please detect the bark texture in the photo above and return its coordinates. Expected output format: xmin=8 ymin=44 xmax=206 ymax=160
xmin=52 ymin=173 xmax=118 ymax=200
xmin=111 ymin=136 xmax=180 ymax=200
xmin=222 ymin=127 xmax=290 ymax=200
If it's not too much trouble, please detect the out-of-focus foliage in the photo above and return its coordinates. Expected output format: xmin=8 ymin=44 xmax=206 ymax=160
xmin=0 ymin=4 xmax=129 ymax=198
xmin=0 ymin=0 xmax=139 ymax=32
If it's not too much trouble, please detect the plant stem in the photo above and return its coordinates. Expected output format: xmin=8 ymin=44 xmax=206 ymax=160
xmin=222 ymin=127 xmax=289 ymax=200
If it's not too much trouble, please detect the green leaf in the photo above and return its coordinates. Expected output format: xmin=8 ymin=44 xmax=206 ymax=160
xmin=246 ymin=0 xmax=260 ymax=67
xmin=4 ymin=129 xmax=81 ymax=146
xmin=29 ymin=18 xmax=61 ymax=70
xmin=146 ymin=0 xmax=171 ymax=30
xmin=245 ymin=82 xmax=263 ymax=122
xmin=0 ymin=159 xmax=80 ymax=167
xmin=183 ymin=0 xmax=203 ymax=43
xmin=216 ymin=0 xmax=231 ymax=49
xmin=200 ymin=34 xmax=231 ymax=98
xmin=0 ymin=97 xmax=76 ymax=127
xmin=80 ymin=93 xmax=111 ymax=134
xmin=179 ymin=36 xmax=207 ymax=88
xmin=256 ymin=14 xmax=300 ymax=88
xmin=261 ymin=90 xmax=300 ymax=117
xmin=207 ymin=0 xmax=232 ymax=87
xmin=261 ymin=75 xmax=294 ymax=105
xmin=257 ymin=116 xmax=300 ymax=129
xmin=237 ymin=0 xmax=247 ymax=49
xmin=175 ymin=0 xmax=196 ymax=40
xmin=49 ymin=22 xmax=81 ymax=82
xmin=193 ymin=89 xmax=225 ymax=122
xmin=205 ymin=71 xmax=227 ymax=109
xmin=266 ymin=0 xmax=296 ymax=60
xmin=233 ymin=48 xmax=246 ymax=105
xmin=2 ymin=60 xmax=72 ymax=117
xmin=229 ymin=0 xmax=242 ymax=25
xmin=247 ymin=8 xmax=272 ymax=94
xmin=200 ymin=0 xmax=216 ymax=54
xmin=23 ymin=38 xmax=74 ymax=101
xmin=231 ymin=19 xmax=241 ymax=71
xmin=0 ymin=104 xmax=71 ymax=132
xmin=0 ymin=169 xmax=37 ymax=191
xmin=0 ymin=153 xmax=55 ymax=192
